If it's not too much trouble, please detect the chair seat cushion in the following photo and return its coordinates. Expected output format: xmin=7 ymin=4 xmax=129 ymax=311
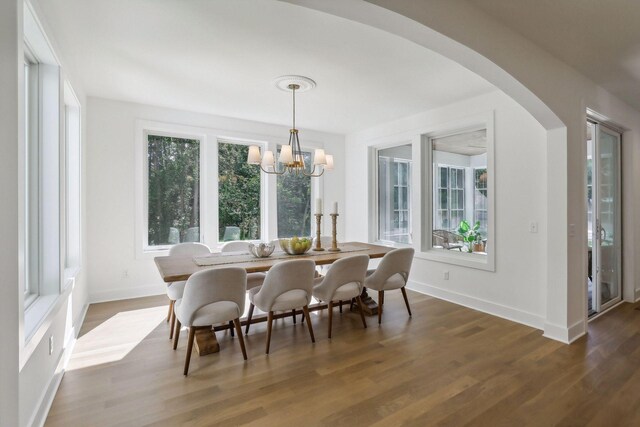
xmin=249 ymin=287 xmax=309 ymax=312
xmin=176 ymin=299 xmax=240 ymax=327
xmin=313 ymin=281 xmax=360 ymax=302
xmin=247 ymin=272 xmax=266 ymax=290
xmin=166 ymin=280 xmax=186 ymax=300
xmin=364 ymin=272 xmax=406 ymax=291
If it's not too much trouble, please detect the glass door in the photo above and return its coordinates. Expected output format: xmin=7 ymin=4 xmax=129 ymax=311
xmin=588 ymin=121 xmax=622 ymax=315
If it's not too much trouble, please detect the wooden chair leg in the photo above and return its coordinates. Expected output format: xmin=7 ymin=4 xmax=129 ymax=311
xmin=233 ymin=318 xmax=248 ymax=360
xmin=378 ymin=290 xmax=384 ymax=325
xmin=339 ymin=300 xmax=343 ymax=313
xmin=356 ymin=296 xmax=367 ymax=329
xmin=350 ymin=298 xmax=355 ymax=311
xmin=167 ymin=299 xmax=174 ymax=323
xmin=301 ymin=312 xmax=305 ymax=323
xmin=265 ymin=311 xmax=274 ymax=354
xmin=245 ymin=303 xmax=255 ymax=335
xmin=173 ymin=319 xmax=181 ymax=350
xmin=328 ymin=301 xmax=334 ymax=339
xmin=183 ymin=327 xmax=196 ymax=376
xmin=302 ymin=305 xmax=315 ymax=343
xmin=169 ymin=304 xmax=176 ymax=340
xmin=229 ymin=320 xmax=235 ymax=337
xmin=401 ymin=286 xmax=412 ymax=317
xmin=292 ymin=309 xmax=297 ymax=324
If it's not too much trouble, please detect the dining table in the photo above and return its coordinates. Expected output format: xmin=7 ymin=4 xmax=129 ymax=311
xmin=154 ymin=241 xmax=394 ymax=356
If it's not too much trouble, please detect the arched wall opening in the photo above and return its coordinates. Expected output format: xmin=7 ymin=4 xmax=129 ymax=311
xmin=283 ymin=0 xmax=589 ymax=343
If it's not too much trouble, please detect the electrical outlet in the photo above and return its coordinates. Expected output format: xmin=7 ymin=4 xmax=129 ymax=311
xmin=49 ymin=336 xmax=54 ymax=355
xmin=123 ymin=270 xmax=129 ymax=279
xmin=443 ymin=271 xmax=449 ymax=280
xmin=529 ymin=222 xmax=538 ymax=233
xmin=569 ymin=224 xmax=576 ymax=237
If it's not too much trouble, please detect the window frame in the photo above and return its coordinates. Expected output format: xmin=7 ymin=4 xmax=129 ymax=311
xmin=372 ymin=142 xmax=414 ymax=246
xmin=420 ymin=113 xmax=495 ymax=271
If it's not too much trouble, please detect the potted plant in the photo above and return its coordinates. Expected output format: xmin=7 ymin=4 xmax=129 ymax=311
xmin=457 ymin=220 xmax=484 ymax=253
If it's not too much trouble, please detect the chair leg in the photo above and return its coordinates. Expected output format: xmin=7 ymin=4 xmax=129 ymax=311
xmin=233 ymin=318 xmax=248 ymax=360
xmin=173 ymin=319 xmax=181 ymax=350
xmin=292 ymin=309 xmax=297 ymax=324
xmin=167 ymin=299 xmax=173 ymax=323
xmin=229 ymin=320 xmax=235 ymax=337
xmin=356 ymin=296 xmax=367 ymax=329
xmin=350 ymin=298 xmax=355 ymax=311
xmin=378 ymin=290 xmax=384 ymax=325
xmin=401 ymin=286 xmax=412 ymax=317
xmin=302 ymin=305 xmax=315 ymax=343
xmin=169 ymin=303 xmax=176 ymax=340
xmin=245 ymin=303 xmax=255 ymax=335
xmin=328 ymin=301 xmax=334 ymax=339
xmin=301 ymin=312 xmax=305 ymax=323
xmin=339 ymin=300 xmax=343 ymax=313
xmin=265 ymin=311 xmax=274 ymax=354
xmin=183 ymin=327 xmax=196 ymax=376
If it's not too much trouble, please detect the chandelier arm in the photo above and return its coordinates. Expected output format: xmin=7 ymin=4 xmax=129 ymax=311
xmin=302 ymin=166 xmax=324 ymax=177
xmin=260 ymin=164 xmax=286 ymax=175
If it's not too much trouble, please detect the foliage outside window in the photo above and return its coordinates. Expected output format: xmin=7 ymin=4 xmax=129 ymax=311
xmin=218 ymin=142 xmax=261 ymax=241
xmin=147 ymin=135 xmax=200 ymax=246
xmin=378 ymin=144 xmax=412 ymax=244
xmin=277 ymin=150 xmax=311 ymax=238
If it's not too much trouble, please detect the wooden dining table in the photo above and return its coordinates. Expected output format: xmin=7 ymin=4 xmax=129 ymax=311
xmin=154 ymin=241 xmax=394 ymax=356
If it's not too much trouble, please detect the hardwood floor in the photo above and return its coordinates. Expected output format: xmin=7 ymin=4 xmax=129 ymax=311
xmin=46 ymin=291 xmax=640 ymax=426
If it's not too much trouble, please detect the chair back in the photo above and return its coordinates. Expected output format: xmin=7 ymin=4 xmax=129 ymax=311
xmin=318 ymin=255 xmax=369 ymax=297
xmin=221 ymin=241 xmax=250 ymax=253
xmin=169 ymin=242 xmax=210 ymax=257
xmin=253 ymin=259 xmax=316 ymax=310
xmin=367 ymin=248 xmax=414 ymax=289
xmin=181 ymin=267 xmax=247 ymax=326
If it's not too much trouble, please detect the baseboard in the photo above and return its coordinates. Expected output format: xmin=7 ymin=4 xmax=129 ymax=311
xmin=89 ymin=283 xmax=166 ymax=304
xmin=543 ymin=319 xmax=585 ymax=344
xmin=406 ymin=280 xmax=545 ymax=330
xmin=29 ymin=302 xmax=89 ymax=427
xmin=635 ymin=288 xmax=640 ymax=302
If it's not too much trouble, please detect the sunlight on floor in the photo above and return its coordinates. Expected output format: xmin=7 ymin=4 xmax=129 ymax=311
xmin=67 ymin=306 xmax=167 ymax=371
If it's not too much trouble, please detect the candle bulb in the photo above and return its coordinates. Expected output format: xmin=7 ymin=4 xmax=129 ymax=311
xmin=332 ymin=202 xmax=338 ymax=214
xmin=315 ymin=198 xmax=323 ymax=215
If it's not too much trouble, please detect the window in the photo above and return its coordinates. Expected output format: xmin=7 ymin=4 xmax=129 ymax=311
xmin=24 ymin=53 xmax=38 ymax=304
xmin=434 ymin=166 xmax=465 ymax=231
xmin=64 ymin=83 xmax=81 ymax=277
xmin=147 ymin=134 xmax=200 ymax=247
xmin=473 ymin=168 xmax=488 ymax=234
xmin=428 ymin=129 xmax=488 ymax=256
xmin=218 ymin=141 xmax=261 ymax=241
xmin=277 ymin=149 xmax=312 ymax=238
xmin=377 ymin=144 xmax=412 ymax=244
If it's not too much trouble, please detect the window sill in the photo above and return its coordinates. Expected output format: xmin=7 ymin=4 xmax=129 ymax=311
xmin=415 ymin=248 xmax=495 ymax=272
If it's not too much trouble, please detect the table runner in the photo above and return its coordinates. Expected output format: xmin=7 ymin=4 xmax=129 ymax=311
xmin=193 ymin=244 xmax=369 ymax=267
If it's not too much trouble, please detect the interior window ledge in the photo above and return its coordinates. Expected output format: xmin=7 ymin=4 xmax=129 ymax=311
xmin=22 ymin=286 xmax=72 ymax=366
xmin=415 ymin=249 xmax=494 ymax=272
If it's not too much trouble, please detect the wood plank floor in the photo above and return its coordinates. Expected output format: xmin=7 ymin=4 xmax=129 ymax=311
xmin=46 ymin=291 xmax=640 ymax=426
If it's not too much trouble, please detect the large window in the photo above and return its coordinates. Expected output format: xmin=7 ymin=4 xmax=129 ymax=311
xmin=218 ymin=141 xmax=261 ymax=241
xmin=147 ymin=134 xmax=200 ymax=247
xmin=64 ymin=83 xmax=81 ymax=276
xmin=429 ymin=129 xmax=488 ymax=255
xmin=277 ymin=149 xmax=311 ymax=238
xmin=377 ymin=144 xmax=412 ymax=244
xmin=435 ymin=166 xmax=465 ymax=231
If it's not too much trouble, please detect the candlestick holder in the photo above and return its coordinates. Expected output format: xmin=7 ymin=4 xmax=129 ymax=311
xmin=313 ymin=213 xmax=325 ymax=251
xmin=328 ymin=213 xmax=341 ymax=252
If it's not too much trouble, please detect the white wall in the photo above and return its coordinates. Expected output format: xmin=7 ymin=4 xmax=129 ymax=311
xmin=86 ymin=97 xmax=346 ymax=303
xmin=346 ymin=90 xmax=548 ymax=328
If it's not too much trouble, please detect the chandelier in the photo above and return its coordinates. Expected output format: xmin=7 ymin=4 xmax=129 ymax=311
xmin=247 ymin=76 xmax=333 ymax=177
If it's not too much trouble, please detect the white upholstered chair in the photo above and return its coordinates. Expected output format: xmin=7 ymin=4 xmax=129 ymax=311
xmin=220 ymin=241 xmax=266 ymax=290
xmin=173 ymin=267 xmax=248 ymax=375
xmin=364 ymin=248 xmax=415 ymax=324
xmin=166 ymin=242 xmax=211 ymax=339
xmin=246 ymin=259 xmax=316 ymax=354
xmin=312 ymin=255 xmax=369 ymax=338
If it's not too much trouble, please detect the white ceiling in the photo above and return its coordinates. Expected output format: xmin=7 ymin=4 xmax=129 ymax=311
xmin=467 ymin=0 xmax=640 ymax=112
xmin=37 ymin=0 xmax=496 ymax=134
